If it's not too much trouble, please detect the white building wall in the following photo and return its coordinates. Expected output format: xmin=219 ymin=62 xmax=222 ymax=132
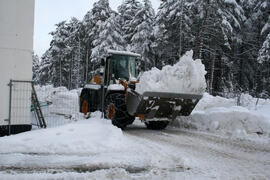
xmin=0 ymin=0 xmax=35 ymax=126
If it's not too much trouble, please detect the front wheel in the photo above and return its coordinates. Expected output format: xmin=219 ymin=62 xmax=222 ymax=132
xmin=145 ymin=121 xmax=169 ymax=130
xmin=105 ymin=93 xmax=135 ymax=129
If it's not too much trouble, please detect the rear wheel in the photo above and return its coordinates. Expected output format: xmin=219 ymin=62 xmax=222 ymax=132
xmin=80 ymin=91 xmax=90 ymax=115
xmin=105 ymin=93 xmax=135 ymax=129
xmin=145 ymin=121 xmax=169 ymax=130
xmin=81 ymin=100 xmax=88 ymax=115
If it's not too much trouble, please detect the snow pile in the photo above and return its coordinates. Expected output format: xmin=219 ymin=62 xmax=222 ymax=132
xmin=136 ymin=50 xmax=207 ymax=95
xmin=238 ymin=93 xmax=270 ymax=110
xmin=193 ymin=93 xmax=236 ymax=111
xmin=0 ymin=112 xmax=133 ymax=154
xmin=50 ymin=89 xmax=79 ymax=115
xmin=32 ymin=85 xmax=80 ymax=127
xmin=35 ymin=85 xmax=79 ymax=116
xmin=175 ymin=93 xmax=270 ymax=139
xmin=0 ymin=112 xmax=184 ymax=175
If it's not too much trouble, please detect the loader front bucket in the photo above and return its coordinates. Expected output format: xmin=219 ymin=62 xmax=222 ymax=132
xmin=126 ymin=90 xmax=202 ymax=120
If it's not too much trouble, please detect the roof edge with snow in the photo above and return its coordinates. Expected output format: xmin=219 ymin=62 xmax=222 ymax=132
xmin=107 ymin=49 xmax=141 ymax=57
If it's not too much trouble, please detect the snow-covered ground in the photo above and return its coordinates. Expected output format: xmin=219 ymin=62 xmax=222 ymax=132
xmin=0 ymin=117 xmax=270 ymax=179
xmin=1 ymin=86 xmax=270 ymax=179
xmin=1 ymin=112 xmax=133 ymax=155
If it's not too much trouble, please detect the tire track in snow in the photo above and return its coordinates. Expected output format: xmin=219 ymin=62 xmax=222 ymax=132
xmin=124 ymin=124 xmax=270 ymax=179
xmin=165 ymin=128 xmax=270 ymax=153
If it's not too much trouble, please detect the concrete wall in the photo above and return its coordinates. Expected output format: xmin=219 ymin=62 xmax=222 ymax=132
xmin=0 ymin=0 xmax=35 ymax=125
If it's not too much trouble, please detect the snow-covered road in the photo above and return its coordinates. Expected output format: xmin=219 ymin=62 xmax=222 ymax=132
xmin=1 ymin=121 xmax=269 ymax=180
xmin=125 ymin=123 xmax=270 ymax=179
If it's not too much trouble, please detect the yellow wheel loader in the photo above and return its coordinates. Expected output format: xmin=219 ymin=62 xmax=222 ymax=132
xmin=79 ymin=50 xmax=202 ymax=129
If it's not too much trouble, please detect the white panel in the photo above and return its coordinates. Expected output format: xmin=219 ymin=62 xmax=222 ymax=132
xmin=0 ymin=0 xmax=35 ymax=50
xmin=0 ymin=0 xmax=35 ymax=126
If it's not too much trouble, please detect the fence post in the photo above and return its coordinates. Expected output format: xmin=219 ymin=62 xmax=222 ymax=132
xmin=7 ymin=79 xmax=13 ymax=135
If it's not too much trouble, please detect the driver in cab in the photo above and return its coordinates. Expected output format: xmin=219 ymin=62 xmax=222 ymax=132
xmin=90 ymin=69 xmax=103 ymax=84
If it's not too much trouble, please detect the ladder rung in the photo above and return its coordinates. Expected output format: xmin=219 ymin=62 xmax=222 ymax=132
xmin=31 ymin=84 xmax=46 ymax=128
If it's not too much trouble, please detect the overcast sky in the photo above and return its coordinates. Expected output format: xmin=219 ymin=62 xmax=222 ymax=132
xmin=34 ymin=0 xmax=161 ymax=57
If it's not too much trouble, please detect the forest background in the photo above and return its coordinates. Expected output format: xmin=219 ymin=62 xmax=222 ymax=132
xmin=32 ymin=0 xmax=270 ymax=97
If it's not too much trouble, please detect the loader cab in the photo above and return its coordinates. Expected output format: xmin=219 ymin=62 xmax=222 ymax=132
xmin=103 ymin=50 xmax=140 ymax=85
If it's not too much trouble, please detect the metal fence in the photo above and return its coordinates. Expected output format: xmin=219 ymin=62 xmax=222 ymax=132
xmin=1 ymin=80 xmax=80 ymax=136
xmin=0 ymin=80 xmax=33 ymax=136
xmin=11 ymin=80 xmax=32 ymax=121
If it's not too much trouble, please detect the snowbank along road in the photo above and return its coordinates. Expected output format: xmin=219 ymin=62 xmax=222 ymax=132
xmin=0 ymin=118 xmax=269 ymax=180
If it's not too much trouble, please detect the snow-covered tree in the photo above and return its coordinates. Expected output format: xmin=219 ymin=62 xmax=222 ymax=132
xmin=91 ymin=13 xmax=125 ymax=62
xmin=257 ymin=33 xmax=270 ymax=96
xmin=36 ymin=0 xmax=269 ymax=96
xmin=49 ymin=21 xmax=72 ymax=87
xmin=154 ymin=0 xmax=193 ymax=68
xmin=257 ymin=0 xmax=270 ymax=64
xmin=130 ymin=0 xmax=155 ymax=70
xmin=235 ymin=0 xmax=270 ymax=95
xmin=88 ymin=0 xmax=113 ymax=66
xmin=32 ymin=53 xmax=40 ymax=84
xmin=39 ymin=18 xmax=83 ymax=89
xmin=185 ymin=0 xmax=245 ymax=93
xmin=39 ymin=50 xmax=53 ymax=86
xmin=118 ymin=0 xmax=142 ymax=48
xmin=65 ymin=17 xmax=83 ymax=89
xmin=258 ymin=33 xmax=270 ymax=63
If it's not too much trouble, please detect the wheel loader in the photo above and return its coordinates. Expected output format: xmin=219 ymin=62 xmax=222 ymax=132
xmin=79 ymin=50 xmax=202 ymax=129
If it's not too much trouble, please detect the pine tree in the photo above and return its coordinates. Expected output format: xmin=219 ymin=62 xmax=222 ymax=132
xmin=49 ymin=21 xmax=72 ymax=87
xmin=236 ymin=0 xmax=269 ymax=95
xmin=130 ymin=0 xmax=155 ymax=70
xmin=258 ymin=34 xmax=270 ymax=63
xmin=118 ymin=0 xmax=142 ymax=49
xmin=39 ymin=18 xmax=83 ymax=89
xmin=65 ymin=17 xmax=83 ymax=89
xmin=186 ymin=0 xmax=245 ymax=94
xmin=258 ymin=33 xmax=270 ymax=96
xmin=154 ymin=0 xmax=193 ymax=68
xmin=89 ymin=0 xmax=113 ymax=70
xmin=91 ymin=13 xmax=125 ymax=61
xmin=39 ymin=50 xmax=53 ymax=86
xmin=81 ymin=11 xmax=94 ymax=84
xmin=257 ymin=0 xmax=270 ymax=96
xmin=32 ymin=53 xmax=40 ymax=84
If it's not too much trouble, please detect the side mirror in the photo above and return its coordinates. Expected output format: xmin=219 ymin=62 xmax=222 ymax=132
xmin=101 ymin=58 xmax=105 ymax=66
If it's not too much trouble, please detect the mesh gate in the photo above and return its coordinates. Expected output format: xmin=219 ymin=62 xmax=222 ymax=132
xmin=1 ymin=80 xmax=81 ymax=136
xmin=0 ymin=80 xmax=33 ymax=136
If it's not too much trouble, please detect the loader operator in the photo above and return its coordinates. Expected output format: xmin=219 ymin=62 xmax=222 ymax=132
xmin=90 ymin=69 xmax=103 ymax=84
xmin=115 ymin=59 xmax=129 ymax=80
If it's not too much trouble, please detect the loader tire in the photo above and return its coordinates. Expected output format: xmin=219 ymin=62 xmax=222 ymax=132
xmin=105 ymin=93 xmax=135 ymax=129
xmin=145 ymin=121 xmax=169 ymax=130
xmin=80 ymin=93 xmax=90 ymax=114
